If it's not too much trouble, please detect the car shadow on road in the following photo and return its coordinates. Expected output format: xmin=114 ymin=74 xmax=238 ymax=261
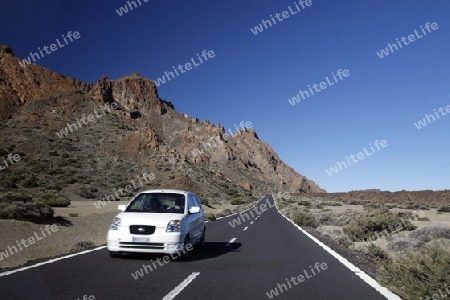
xmin=118 ymin=241 xmax=242 ymax=262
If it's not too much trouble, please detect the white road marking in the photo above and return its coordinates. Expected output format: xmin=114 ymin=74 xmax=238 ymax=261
xmin=275 ymin=203 xmax=401 ymax=300
xmin=250 ymin=221 xmax=254 ymax=224
xmin=216 ymin=196 xmax=266 ymax=220
xmin=0 ymin=246 xmax=107 ymax=277
xmin=162 ymin=272 xmax=200 ymax=300
xmin=243 ymin=227 xmax=248 ymax=231
xmin=226 ymin=238 xmax=236 ymax=246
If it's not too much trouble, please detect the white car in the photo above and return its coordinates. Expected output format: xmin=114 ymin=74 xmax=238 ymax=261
xmin=107 ymin=189 xmax=206 ymax=258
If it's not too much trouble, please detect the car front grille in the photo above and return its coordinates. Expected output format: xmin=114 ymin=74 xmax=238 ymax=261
xmin=129 ymin=225 xmax=156 ymax=235
xmin=119 ymin=242 xmax=164 ymax=249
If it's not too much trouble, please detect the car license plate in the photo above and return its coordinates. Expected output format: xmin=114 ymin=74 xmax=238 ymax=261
xmin=132 ymin=237 xmax=150 ymax=243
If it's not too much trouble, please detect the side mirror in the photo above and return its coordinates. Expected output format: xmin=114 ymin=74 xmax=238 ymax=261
xmin=118 ymin=205 xmax=126 ymax=211
xmin=188 ymin=207 xmax=200 ymax=214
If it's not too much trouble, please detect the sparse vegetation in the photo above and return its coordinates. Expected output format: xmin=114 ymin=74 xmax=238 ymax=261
xmin=0 ymin=193 xmax=54 ymax=220
xmin=70 ymin=241 xmax=95 ymax=253
xmin=291 ymin=210 xmax=318 ymax=228
xmin=230 ymin=198 xmax=245 ymax=205
xmin=437 ymin=205 xmax=450 ymax=213
xmin=343 ymin=208 xmax=416 ymax=241
xmin=378 ymin=242 xmax=450 ymax=299
xmin=36 ymin=193 xmax=71 ymax=207
xmin=204 ymin=212 xmax=216 ymax=221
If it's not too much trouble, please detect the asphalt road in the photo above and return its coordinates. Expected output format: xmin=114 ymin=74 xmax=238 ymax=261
xmin=0 ymin=195 xmax=395 ymax=300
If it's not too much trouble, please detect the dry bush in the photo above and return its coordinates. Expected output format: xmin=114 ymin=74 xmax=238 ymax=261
xmin=291 ymin=209 xmax=318 ymax=228
xmin=343 ymin=208 xmax=416 ymax=241
xmin=409 ymin=226 xmax=450 ymax=243
xmin=378 ymin=241 xmax=450 ymax=299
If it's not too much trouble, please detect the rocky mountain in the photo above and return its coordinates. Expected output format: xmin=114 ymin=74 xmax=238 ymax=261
xmin=0 ymin=45 xmax=325 ymax=205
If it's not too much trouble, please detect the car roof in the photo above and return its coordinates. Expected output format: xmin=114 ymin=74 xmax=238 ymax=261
xmin=138 ymin=189 xmax=190 ymax=196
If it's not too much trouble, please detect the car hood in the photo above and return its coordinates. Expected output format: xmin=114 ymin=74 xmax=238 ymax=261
xmin=118 ymin=212 xmax=184 ymax=227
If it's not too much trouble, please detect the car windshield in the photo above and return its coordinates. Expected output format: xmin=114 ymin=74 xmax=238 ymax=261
xmin=125 ymin=193 xmax=186 ymax=213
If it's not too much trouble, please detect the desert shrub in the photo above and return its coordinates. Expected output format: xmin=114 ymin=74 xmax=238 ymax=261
xmin=292 ymin=210 xmax=318 ymax=228
xmin=70 ymin=241 xmax=95 ymax=253
xmin=385 ymin=203 xmax=398 ymax=209
xmin=204 ymin=212 xmax=216 ymax=221
xmin=366 ymin=244 xmax=391 ymax=262
xmin=437 ymin=205 xmax=450 ymax=213
xmin=230 ymin=198 xmax=245 ymax=205
xmin=345 ymin=198 xmax=365 ymax=205
xmin=387 ymin=237 xmax=423 ymax=251
xmin=48 ymin=168 xmax=65 ymax=175
xmin=378 ymin=242 xmax=450 ymax=299
xmin=200 ymin=198 xmax=209 ymax=206
xmin=0 ymin=200 xmax=53 ymax=220
xmin=0 ymin=193 xmax=33 ymax=203
xmin=0 ymin=180 xmax=17 ymax=189
xmin=35 ymin=193 xmax=70 ymax=207
xmin=64 ymin=177 xmax=78 ymax=184
xmin=21 ymin=175 xmax=39 ymax=187
xmin=298 ymin=199 xmax=311 ymax=206
xmin=364 ymin=203 xmax=382 ymax=210
xmin=409 ymin=226 xmax=450 ymax=243
xmin=69 ymin=213 xmax=78 ymax=217
xmin=49 ymin=151 xmax=59 ymax=156
xmin=343 ymin=208 xmax=416 ymax=241
xmin=76 ymin=187 xmax=97 ymax=199
xmin=216 ymin=209 xmax=232 ymax=218
xmin=321 ymin=201 xmax=342 ymax=206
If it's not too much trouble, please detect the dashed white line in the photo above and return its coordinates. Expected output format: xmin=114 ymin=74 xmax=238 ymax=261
xmin=226 ymin=238 xmax=236 ymax=246
xmin=243 ymin=227 xmax=249 ymax=231
xmin=162 ymin=272 xmax=200 ymax=300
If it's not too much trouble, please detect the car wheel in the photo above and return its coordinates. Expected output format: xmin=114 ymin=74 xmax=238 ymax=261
xmin=180 ymin=235 xmax=190 ymax=259
xmin=197 ymin=228 xmax=206 ymax=249
xmin=109 ymin=251 xmax=121 ymax=258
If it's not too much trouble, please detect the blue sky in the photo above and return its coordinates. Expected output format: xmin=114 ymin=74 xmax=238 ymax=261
xmin=1 ymin=0 xmax=449 ymax=192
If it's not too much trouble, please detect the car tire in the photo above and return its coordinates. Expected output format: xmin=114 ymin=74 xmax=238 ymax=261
xmin=180 ymin=236 xmax=190 ymax=259
xmin=197 ymin=228 xmax=206 ymax=249
xmin=109 ymin=251 xmax=121 ymax=258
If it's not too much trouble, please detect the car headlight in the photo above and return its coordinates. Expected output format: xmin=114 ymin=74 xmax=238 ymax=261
xmin=166 ymin=220 xmax=181 ymax=232
xmin=109 ymin=217 xmax=121 ymax=230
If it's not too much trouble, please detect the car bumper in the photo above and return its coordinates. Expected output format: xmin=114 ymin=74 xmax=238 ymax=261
xmin=107 ymin=229 xmax=186 ymax=254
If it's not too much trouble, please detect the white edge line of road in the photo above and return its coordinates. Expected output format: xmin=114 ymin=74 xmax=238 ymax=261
xmin=0 ymin=246 xmax=107 ymax=277
xmin=275 ymin=201 xmax=401 ymax=300
xmin=215 ymin=195 xmax=267 ymax=221
xmin=162 ymin=272 xmax=200 ymax=300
